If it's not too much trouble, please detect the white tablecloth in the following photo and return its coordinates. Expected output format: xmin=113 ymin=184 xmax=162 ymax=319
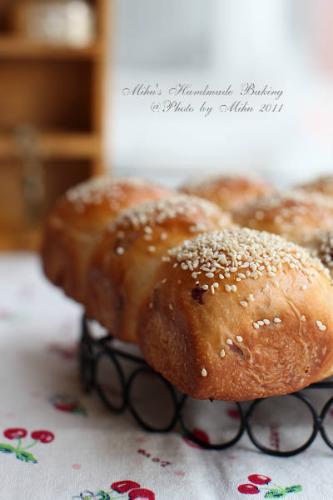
xmin=0 ymin=253 xmax=332 ymax=500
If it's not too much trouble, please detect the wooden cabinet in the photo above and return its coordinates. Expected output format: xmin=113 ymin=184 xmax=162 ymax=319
xmin=0 ymin=0 xmax=108 ymax=250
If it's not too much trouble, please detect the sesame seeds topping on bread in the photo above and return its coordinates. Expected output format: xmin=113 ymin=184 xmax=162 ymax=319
xmin=239 ymin=190 xmax=333 ymax=217
xmin=234 ymin=190 xmax=333 ymax=244
xmin=180 ymin=174 xmax=272 ymax=211
xmin=182 ymin=172 xmax=267 ymax=189
xmin=65 ymin=176 xmax=164 ymax=212
xmin=109 ymin=196 xmax=231 ymax=257
xmin=298 ymin=175 xmax=333 ymax=197
xmin=167 ymin=228 xmax=328 ymax=294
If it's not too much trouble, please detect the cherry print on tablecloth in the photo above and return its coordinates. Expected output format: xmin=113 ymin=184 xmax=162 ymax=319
xmin=237 ymin=474 xmax=302 ymax=497
xmin=73 ymin=480 xmax=155 ymax=499
xmin=50 ymin=394 xmax=87 ymax=416
xmin=0 ymin=427 xmax=54 ymax=464
xmin=182 ymin=427 xmax=210 ymax=449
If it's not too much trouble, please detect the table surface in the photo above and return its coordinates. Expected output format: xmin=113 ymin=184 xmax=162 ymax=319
xmin=0 ymin=253 xmax=332 ymax=500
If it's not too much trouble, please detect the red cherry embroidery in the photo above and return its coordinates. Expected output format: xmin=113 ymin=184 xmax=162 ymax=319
xmin=4 ymin=428 xmax=27 ymax=439
xmin=55 ymin=402 xmax=78 ymax=412
xmin=248 ymin=474 xmax=271 ymax=485
xmin=111 ymin=480 xmax=140 ymax=493
xmin=183 ymin=428 xmax=210 ymax=448
xmin=129 ymin=488 xmax=155 ymax=500
xmin=238 ymin=484 xmax=260 ymax=494
xmin=31 ymin=430 xmax=54 ymax=443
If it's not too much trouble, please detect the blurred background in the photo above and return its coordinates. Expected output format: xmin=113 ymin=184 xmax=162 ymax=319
xmin=1 ymin=0 xmax=333 ymax=249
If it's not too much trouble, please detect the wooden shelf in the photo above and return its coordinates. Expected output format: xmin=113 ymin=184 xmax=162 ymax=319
xmin=0 ymin=0 xmax=108 ymax=251
xmin=0 ymin=228 xmax=41 ymax=251
xmin=0 ymin=132 xmax=100 ymax=159
xmin=0 ymin=37 xmax=100 ymax=59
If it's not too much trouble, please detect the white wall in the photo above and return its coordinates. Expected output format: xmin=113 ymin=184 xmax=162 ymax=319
xmin=106 ymin=0 xmax=333 ymax=185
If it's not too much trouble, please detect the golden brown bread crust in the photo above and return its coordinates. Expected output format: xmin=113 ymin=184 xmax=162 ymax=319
xmin=233 ymin=191 xmax=333 ymax=245
xmin=297 ymin=175 xmax=333 ymax=197
xmin=86 ymin=195 xmax=233 ymax=343
xmin=180 ymin=174 xmax=273 ymax=211
xmin=138 ymin=228 xmax=333 ymax=401
xmin=41 ymin=176 xmax=172 ymax=303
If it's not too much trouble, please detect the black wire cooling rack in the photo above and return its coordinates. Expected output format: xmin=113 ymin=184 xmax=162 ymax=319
xmin=79 ymin=315 xmax=333 ymax=457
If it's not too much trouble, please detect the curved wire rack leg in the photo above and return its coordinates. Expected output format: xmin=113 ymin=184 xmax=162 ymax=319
xmin=79 ymin=314 xmax=333 ymax=456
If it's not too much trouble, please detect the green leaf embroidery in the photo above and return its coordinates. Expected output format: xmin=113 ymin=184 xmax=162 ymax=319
xmin=0 ymin=443 xmax=15 ymax=454
xmin=15 ymin=450 xmax=38 ymax=464
xmin=285 ymin=485 xmax=302 ymax=494
xmin=265 ymin=489 xmax=286 ymax=498
xmin=96 ymin=492 xmax=111 ymax=500
xmin=73 ymin=407 xmax=87 ymax=416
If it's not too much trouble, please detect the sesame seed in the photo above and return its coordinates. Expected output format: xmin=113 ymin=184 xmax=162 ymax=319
xmin=226 ymin=338 xmax=233 ymax=345
xmin=248 ymin=294 xmax=255 ymax=302
xmin=316 ymin=320 xmax=327 ymax=331
xmin=301 ymin=285 xmax=308 ymax=291
xmin=206 ymin=272 xmax=214 ymax=278
xmin=162 ymin=278 xmax=167 ymax=284
xmin=263 ymin=319 xmax=270 ymax=325
xmin=236 ymin=336 xmax=243 ymax=342
xmin=201 ymin=368 xmax=208 ymax=377
xmin=169 ymin=304 xmax=173 ymax=311
xmin=148 ymin=245 xmax=156 ymax=253
xmin=240 ymin=301 xmax=248 ymax=308
xmin=116 ymin=247 xmax=125 ymax=255
xmin=253 ymin=322 xmax=260 ymax=329
xmin=258 ymin=320 xmax=264 ymax=326
xmin=273 ymin=317 xmax=282 ymax=324
xmin=220 ymin=349 xmax=226 ymax=358
xmin=300 ymin=315 xmax=306 ymax=321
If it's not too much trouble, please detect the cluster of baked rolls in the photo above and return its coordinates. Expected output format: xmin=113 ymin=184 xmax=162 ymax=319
xmin=42 ymin=173 xmax=333 ymax=401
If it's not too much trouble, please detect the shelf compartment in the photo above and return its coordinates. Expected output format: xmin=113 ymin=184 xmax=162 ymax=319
xmin=0 ymin=59 xmax=93 ymax=132
xmin=0 ymin=132 xmax=100 ymax=159
xmin=0 ymin=37 xmax=101 ymax=60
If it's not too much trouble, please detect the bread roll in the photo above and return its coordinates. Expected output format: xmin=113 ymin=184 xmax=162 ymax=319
xmin=180 ymin=174 xmax=273 ymax=211
xmin=138 ymin=228 xmax=333 ymax=401
xmin=306 ymin=230 xmax=333 ymax=278
xmin=41 ymin=176 xmax=171 ymax=303
xmin=297 ymin=175 xmax=333 ymax=197
xmin=87 ymin=195 xmax=232 ymax=343
xmin=233 ymin=191 xmax=333 ymax=245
